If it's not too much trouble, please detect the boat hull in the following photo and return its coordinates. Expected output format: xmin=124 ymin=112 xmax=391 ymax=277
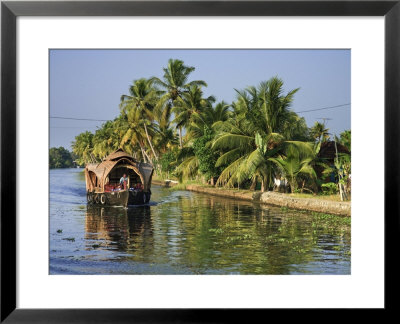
xmin=87 ymin=190 xmax=151 ymax=207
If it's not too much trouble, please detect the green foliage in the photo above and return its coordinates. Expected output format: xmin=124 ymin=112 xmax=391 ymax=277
xmin=192 ymin=126 xmax=220 ymax=180
xmin=339 ymin=130 xmax=351 ymax=152
xmin=334 ymin=151 xmax=351 ymax=200
xmin=269 ymin=142 xmax=316 ymax=193
xmin=310 ymin=122 xmax=330 ymax=143
xmin=321 ymin=182 xmax=338 ymax=195
xmin=71 ymin=131 xmax=94 ymax=164
xmin=69 ymin=58 xmax=350 ymax=195
xmin=49 ymin=147 xmax=73 ymax=169
xmin=159 ymin=150 xmax=177 ymax=174
xmin=212 ymin=77 xmax=302 ymax=189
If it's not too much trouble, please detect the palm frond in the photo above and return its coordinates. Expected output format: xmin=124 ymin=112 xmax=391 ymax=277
xmin=212 ymin=133 xmax=253 ymax=150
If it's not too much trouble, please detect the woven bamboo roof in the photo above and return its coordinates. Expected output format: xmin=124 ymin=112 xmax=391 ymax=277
xmin=104 ymin=148 xmax=137 ymax=162
xmin=85 ymin=149 xmax=153 ymax=192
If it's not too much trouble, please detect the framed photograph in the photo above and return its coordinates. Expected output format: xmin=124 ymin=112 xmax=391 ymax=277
xmin=1 ymin=0 xmax=398 ymax=322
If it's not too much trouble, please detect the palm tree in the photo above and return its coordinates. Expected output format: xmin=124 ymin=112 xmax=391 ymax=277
xmin=281 ymin=112 xmax=311 ymax=141
xmin=150 ymin=59 xmax=207 ymax=147
xmin=212 ymin=77 xmax=301 ymax=190
xmin=175 ymin=147 xmax=199 ymax=180
xmin=269 ymin=142 xmax=317 ymax=193
xmin=120 ymin=78 xmax=161 ymax=162
xmin=210 ymin=101 xmax=231 ymax=124
xmin=71 ymin=131 xmax=95 ymax=164
xmin=172 ymin=85 xmax=215 ymax=140
xmin=310 ymin=121 xmax=330 ymax=143
xmin=245 ymin=78 xmax=299 ymax=135
xmin=338 ymin=130 xmax=351 ymax=151
xmin=92 ymin=120 xmax=120 ymax=160
xmin=119 ymin=108 xmax=151 ymax=163
xmin=214 ymin=130 xmax=283 ymax=191
xmin=174 ymin=101 xmax=230 ymax=182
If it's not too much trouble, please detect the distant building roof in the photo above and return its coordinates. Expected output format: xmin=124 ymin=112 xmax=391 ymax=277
xmin=318 ymin=141 xmax=350 ymax=162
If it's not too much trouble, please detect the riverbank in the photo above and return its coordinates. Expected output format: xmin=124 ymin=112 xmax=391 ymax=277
xmin=151 ymin=179 xmax=179 ymax=187
xmin=152 ymin=180 xmax=350 ymax=216
xmin=187 ymin=184 xmax=350 ymax=216
xmin=258 ymin=191 xmax=350 ymax=216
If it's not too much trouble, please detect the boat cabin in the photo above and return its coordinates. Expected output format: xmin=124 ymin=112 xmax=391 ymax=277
xmin=85 ymin=149 xmax=153 ymax=194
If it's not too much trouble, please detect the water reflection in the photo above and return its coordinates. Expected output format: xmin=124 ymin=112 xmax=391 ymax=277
xmin=85 ymin=206 xmax=154 ymax=259
xmin=81 ymin=193 xmax=351 ymax=274
xmin=50 ymin=169 xmax=350 ymax=275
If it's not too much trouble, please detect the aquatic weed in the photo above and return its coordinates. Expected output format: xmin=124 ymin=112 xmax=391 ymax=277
xmin=225 ymin=234 xmax=253 ymax=243
xmin=209 ymin=228 xmax=224 ymax=234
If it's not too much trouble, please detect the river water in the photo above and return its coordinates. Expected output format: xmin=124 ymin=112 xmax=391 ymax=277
xmin=50 ymin=168 xmax=350 ymax=275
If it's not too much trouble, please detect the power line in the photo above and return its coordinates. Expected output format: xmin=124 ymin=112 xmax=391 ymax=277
xmin=50 ymin=102 xmax=351 ymax=122
xmin=50 ymin=116 xmax=108 ymax=121
xmin=296 ymin=103 xmax=350 ymax=114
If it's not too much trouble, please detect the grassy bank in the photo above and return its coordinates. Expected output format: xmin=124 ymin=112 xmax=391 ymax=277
xmin=287 ymin=192 xmax=345 ymax=202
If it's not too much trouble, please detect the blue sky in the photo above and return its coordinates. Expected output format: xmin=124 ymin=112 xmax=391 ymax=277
xmin=50 ymin=49 xmax=350 ymax=150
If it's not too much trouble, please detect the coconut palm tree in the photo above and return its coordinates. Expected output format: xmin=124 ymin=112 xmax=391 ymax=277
xmin=210 ymin=101 xmax=231 ymax=124
xmin=172 ymin=85 xmax=215 ymax=140
xmin=281 ymin=112 xmax=311 ymax=141
xmin=71 ymin=131 xmax=95 ymax=164
xmin=338 ymin=130 xmax=351 ymax=151
xmin=269 ymin=142 xmax=317 ymax=193
xmin=92 ymin=120 xmax=121 ymax=160
xmin=155 ymin=126 xmax=179 ymax=154
xmin=119 ymin=108 xmax=151 ymax=163
xmin=174 ymin=101 xmax=230 ymax=181
xmin=150 ymin=59 xmax=207 ymax=147
xmin=214 ymin=130 xmax=283 ymax=190
xmin=212 ymin=77 xmax=301 ymax=190
xmin=120 ymin=78 xmax=161 ymax=162
xmin=310 ymin=121 xmax=330 ymax=143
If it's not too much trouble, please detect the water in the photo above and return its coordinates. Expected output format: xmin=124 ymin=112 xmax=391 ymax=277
xmin=50 ymin=168 xmax=351 ymax=275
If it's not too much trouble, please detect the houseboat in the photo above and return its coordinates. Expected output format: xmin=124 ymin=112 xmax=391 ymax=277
xmin=85 ymin=149 xmax=153 ymax=207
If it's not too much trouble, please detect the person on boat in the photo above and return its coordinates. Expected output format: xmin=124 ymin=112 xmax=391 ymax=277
xmin=119 ymin=173 xmax=128 ymax=190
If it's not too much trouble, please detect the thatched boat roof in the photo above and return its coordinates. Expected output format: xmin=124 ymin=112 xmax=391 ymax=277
xmin=85 ymin=149 xmax=153 ymax=192
xmin=103 ymin=149 xmax=136 ymax=161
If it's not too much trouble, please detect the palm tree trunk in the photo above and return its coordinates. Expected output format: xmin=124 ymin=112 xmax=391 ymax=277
xmin=261 ymin=179 xmax=265 ymax=192
xmin=140 ymin=145 xmax=148 ymax=163
xmin=143 ymin=123 xmax=158 ymax=161
xmin=250 ymin=177 xmax=257 ymax=191
xmin=301 ymin=180 xmax=305 ymax=193
xmin=142 ymin=149 xmax=152 ymax=165
xmin=290 ymin=178 xmax=296 ymax=193
xmin=179 ymin=127 xmax=183 ymax=148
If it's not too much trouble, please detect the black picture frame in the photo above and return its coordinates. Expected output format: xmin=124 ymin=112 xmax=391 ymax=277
xmin=1 ymin=0 xmax=399 ymax=322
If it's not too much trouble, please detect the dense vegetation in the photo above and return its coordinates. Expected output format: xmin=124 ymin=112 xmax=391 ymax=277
xmin=49 ymin=146 xmax=74 ymax=169
xmin=71 ymin=59 xmax=351 ymax=199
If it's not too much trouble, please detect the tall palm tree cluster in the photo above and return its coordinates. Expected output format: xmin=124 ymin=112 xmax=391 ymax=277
xmin=72 ymin=58 xmax=351 ymax=194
